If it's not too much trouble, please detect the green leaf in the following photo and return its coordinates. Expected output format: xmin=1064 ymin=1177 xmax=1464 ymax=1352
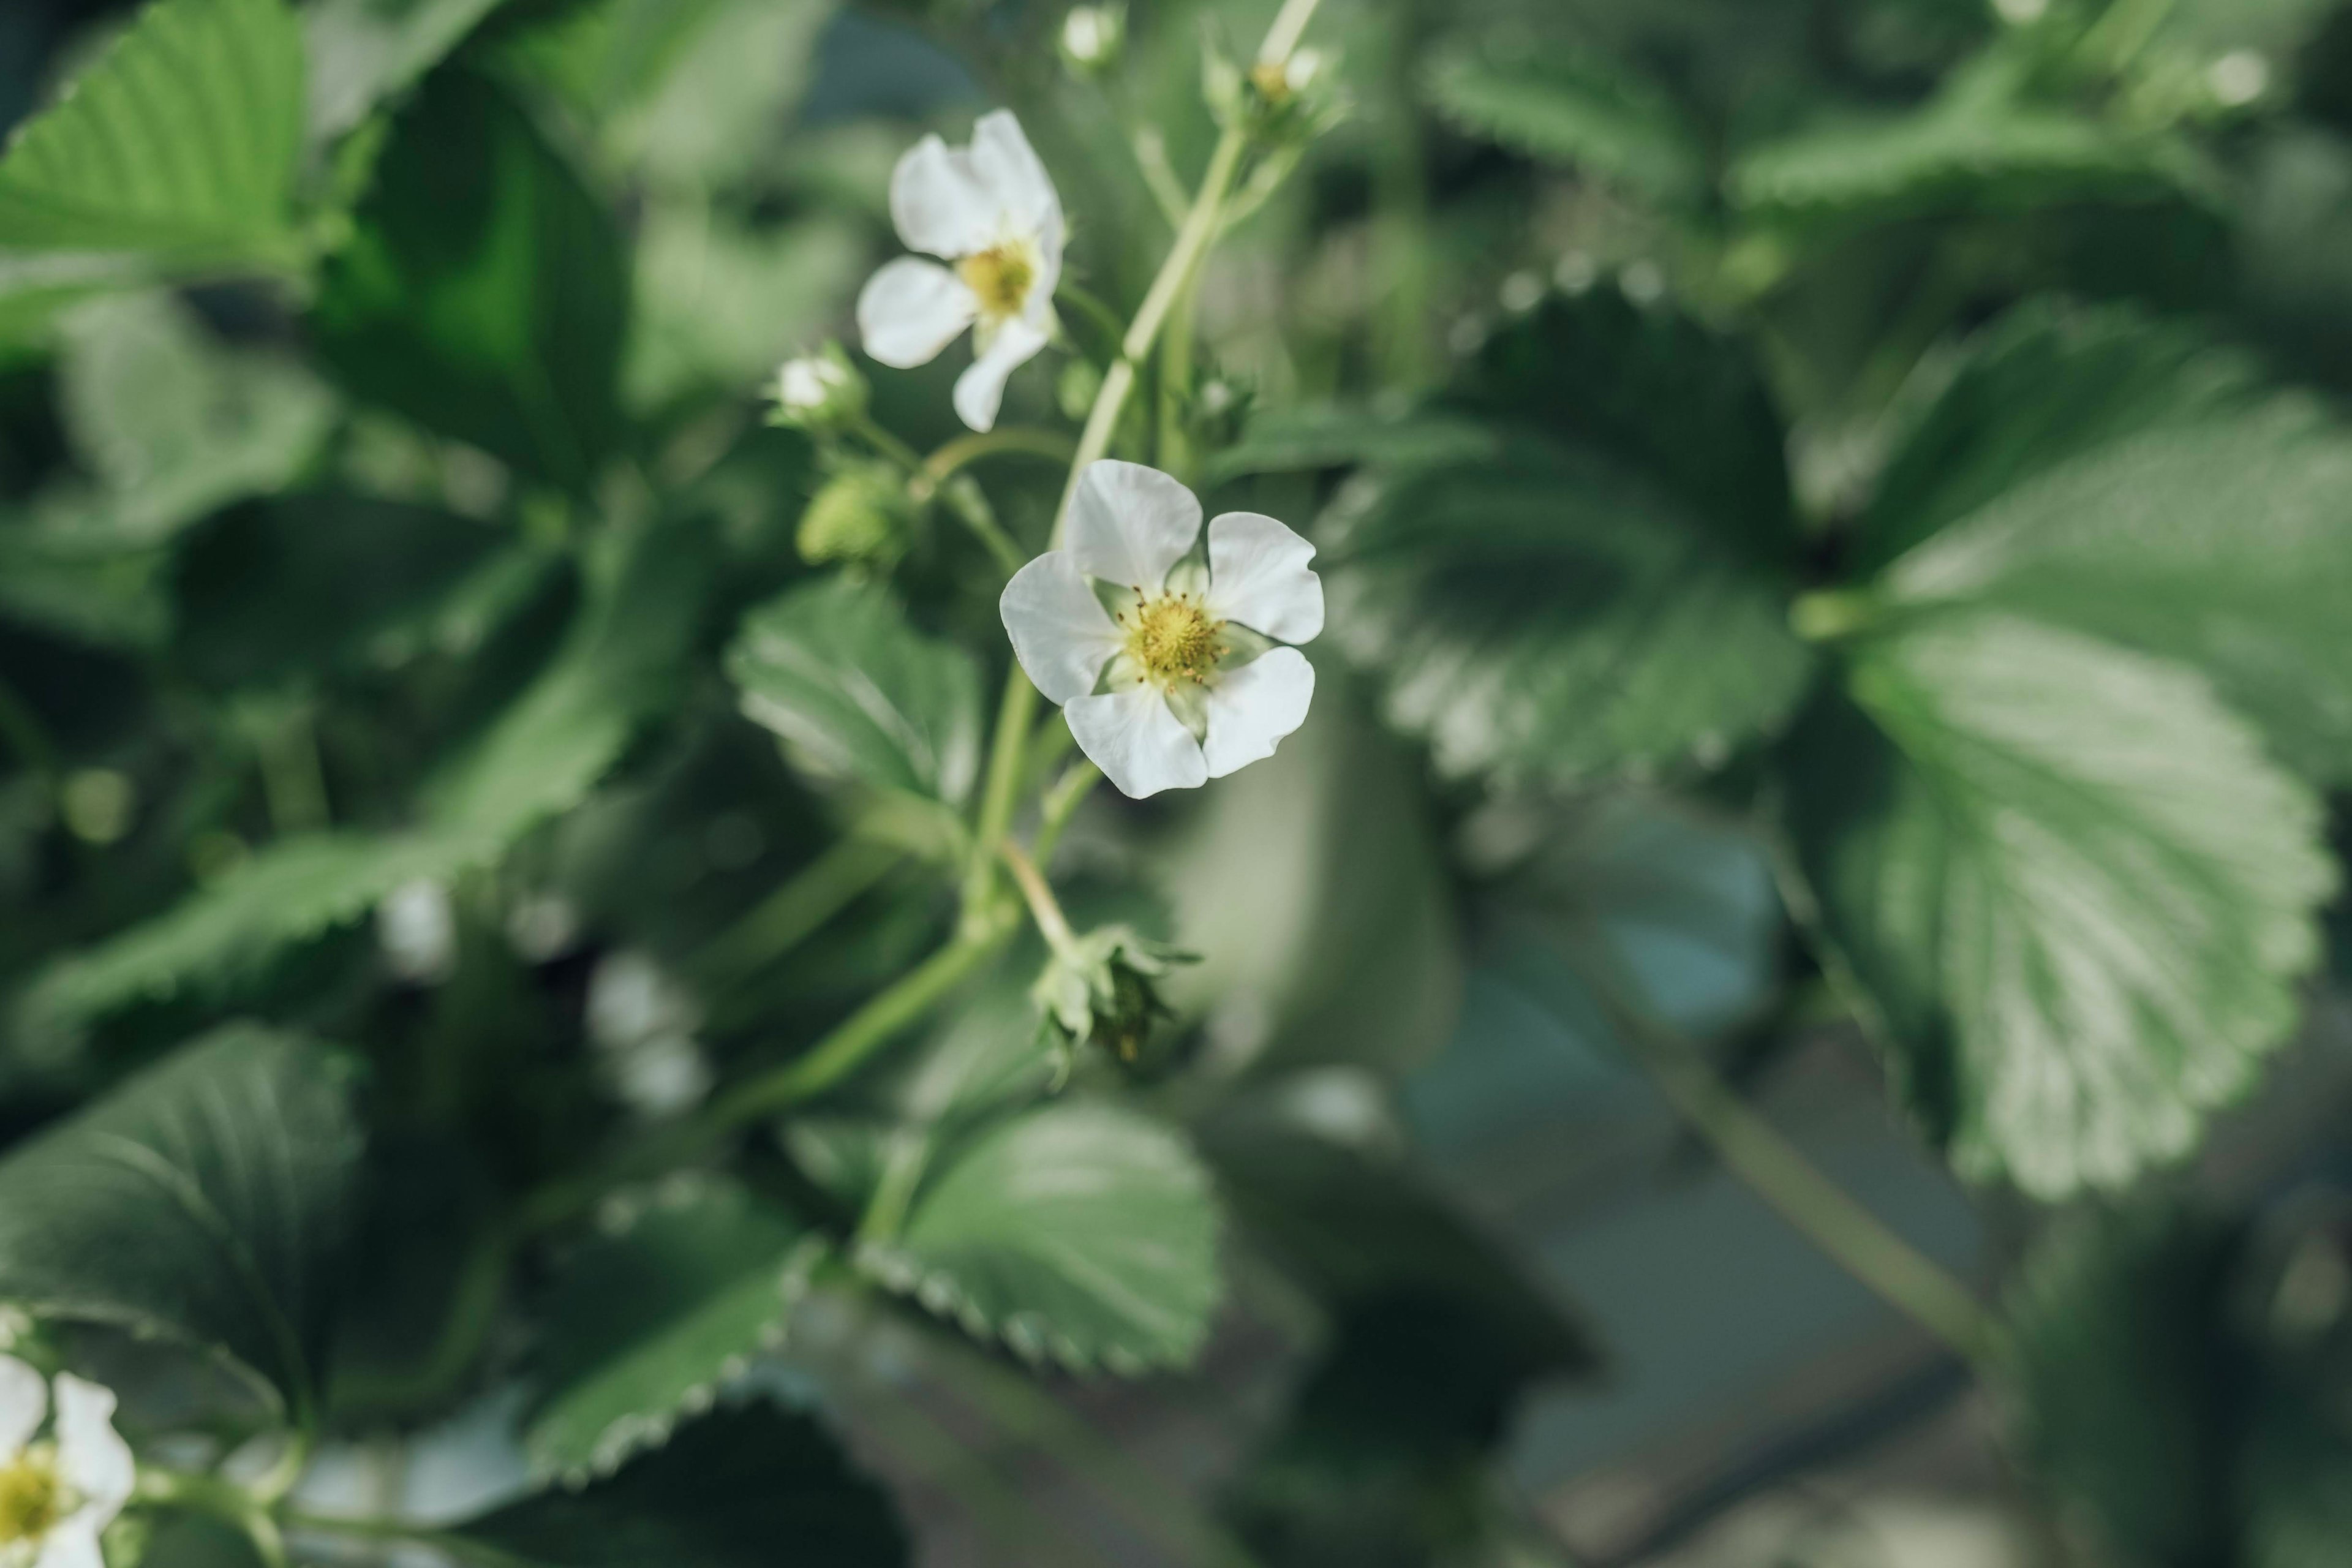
xmin=526 ymin=1176 xmax=816 ymax=1481
xmin=1783 ymin=611 xmax=2332 ymax=1197
xmin=1422 ymin=48 xmax=1705 ymax=207
xmin=624 ymin=205 xmax=864 ymax=415
xmin=56 ymin=292 xmax=336 ymax=544
xmin=598 ymin=0 xmax=833 ymax=190
xmin=458 ymin=1403 xmax=907 ymax=1567
xmin=1328 ymin=440 xmax=1814 ymax=789
xmin=1869 ymin=306 xmax=2352 ymax=783
xmin=0 ymin=524 xmax=169 ymax=650
xmin=314 ymin=67 xmax=628 ymax=492
xmin=0 ymin=0 xmax=306 ymax=265
xmin=861 ymin=1102 xmax=1220 ymax=1374
xmin=1728 ymin=59 xmax=2206 ymax=228
xmin=305 ymin=0 xmax=517 ymax=140
xmin=0 ymin=1025 xmax=363 ymax=1417
xmin=15 ymin=519 xmax=709 ymax=1031
xmin=1460 ymin=286 xmax=1798 ymax=559
xmin=1858 ymin=302 xmax=2264 ymax=571
xmin=1200 ymin=404 xmax=1499 ymax=488
xmin=2000 ymin=1205 xmax=2240 ymax=1564
xmin=727 ymin=576 xmax=984 ymax=808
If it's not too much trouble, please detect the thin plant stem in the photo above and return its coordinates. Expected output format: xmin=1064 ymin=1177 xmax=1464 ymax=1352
xmin=1032 ymin=762 xmax=1102 ymax=869
xmin=1131 ymin=127 xmax=1194 ymax=228
xmin=694 ymin=836 xmax=904 ymax=989
xmin=1057 ymin=281 xmax=1134 ymax=360
xmin=913 ymin=427 xmax=1078 ymax=496
xmin=1000 ymin=838 xmax=1079 ymax=959
xmin=1574 ymin=950 xmax=1998 ymax=1365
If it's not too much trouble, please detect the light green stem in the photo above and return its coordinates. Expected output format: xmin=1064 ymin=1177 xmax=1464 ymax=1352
xmin=696 ymin=837 xmax=904 ymax=987
xmin=1575 ymin=952 xmax=1997 ymax=1363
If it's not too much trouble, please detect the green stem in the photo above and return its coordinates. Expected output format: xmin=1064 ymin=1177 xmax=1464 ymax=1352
xmin=914 ymin=428 xmax=1077 ymax=494
xmin=1576 ymin=954 xmax=1997 ymax=1364
xmin=257 ymin=708 xmax=330 ymax=835
xmin=699 ymin=900 xmax=1020 ymax=1131
xmin=695 ymin=837 xmax=904 ymax=987
xmin=849 ymin=412 xmax=926 ymax=472
xmin=1031 ymin=763 xmax=1102 ymax=870
xmin=856 ymin=1127 xmax=935 ymax=1246
xmin=138 ymin=1469 xmax=289 ymax=1568
xmin=1057 ymin=281 xmax=1133 ymax=361
xmin=1000 ymin=838 xmax=1080 ymax=960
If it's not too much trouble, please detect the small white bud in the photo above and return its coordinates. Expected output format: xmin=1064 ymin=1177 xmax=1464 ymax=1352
xmin=2209 ymin=50 xmax=2271 ymax=107
xmin=767 ymin=344 xmax=865 ymax=430
xmin=1992 ymin=0 xmax=2047 ymax=23
xmin=1060 ymin=4 xmax=1124 ymax=72
xmin=378 ymin=878 xmax=456 ymax=984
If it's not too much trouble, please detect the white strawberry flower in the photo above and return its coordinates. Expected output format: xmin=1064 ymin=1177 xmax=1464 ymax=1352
xmin=1001 ymin=461 xmax=1322 ymax=799
xmin=0 ymin=1359 xmax=134 ymax=1568
xmin=856 ymin=111 xmax=1064 ymax=434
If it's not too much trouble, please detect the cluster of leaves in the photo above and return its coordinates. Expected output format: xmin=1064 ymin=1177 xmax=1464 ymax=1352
xmin=5 ymin=0 xmax=2352 ymax=1562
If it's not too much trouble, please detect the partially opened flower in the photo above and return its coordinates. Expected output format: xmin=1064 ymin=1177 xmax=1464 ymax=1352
xmin=856 ymin=111 xmax=1064 ymax=434
xmin=0 ymin=1358 xmax=133 ymax=1568
xmin=1001 ymin=461 xmax=1322 ymax=798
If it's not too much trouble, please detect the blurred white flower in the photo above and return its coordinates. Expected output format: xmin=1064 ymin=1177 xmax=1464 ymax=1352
xmin=768 ymin=345 xmax=865 ymax=431
xmin=586 ymin=951 xmax=712 ymax=1121
xmin=377 ymin=878 xmax=456 ymax=986
xmin=1000 ymin=461 xmax=1322 ymax=798
xmin=2209 ymin=50 xmax=2271 ymax=107
xmin=856 ymin=111 xmax=1064 ymax=434
xmin=1060 ymin=4 xmax=1124 ymax=72
xmin=0 ymin=1359 xmax=134 ymax=1568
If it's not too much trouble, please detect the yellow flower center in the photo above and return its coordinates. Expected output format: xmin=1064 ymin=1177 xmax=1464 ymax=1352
xmin=1121 ymin=594 xmax=1224 ymax=687
xmin=0 ymin=1447 xmax=65 ymax=1547
xmin=957 ymin=241 xmax=1038 ymax=320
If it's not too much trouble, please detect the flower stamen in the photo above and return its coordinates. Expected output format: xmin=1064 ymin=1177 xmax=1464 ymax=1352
xmin=1121 ymin=593 xmax=1224 ymax=687
xmin=957 ymin=241 xmax=1039 ymax=320
xmin=0 ymin=1447 xmax=67 ymax=1548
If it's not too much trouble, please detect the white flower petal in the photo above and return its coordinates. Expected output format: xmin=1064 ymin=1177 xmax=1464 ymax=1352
xmin=888 ymin=133 xmax=998 ymax=258
xmin=1066 ymin=686 xmax=1209 ymax=798
xmin=953 ymin=315 xmax=1050 ymax=433
xmin=856 ymin=258 xmax=978 ymax=369
xmin=0 ymin=1356 xmax=43 ymax=1456
xmin=53 ymin=1374 xmax=133 ymax=1520
xmin=967 ymin=110 xmax=1062 ymax=236
xmin=1206 ymin=511 xmax=1324 ymax=644
xmin=33 ymin=1519 xmax=102 ymax=1568
xmin=1068 ymin=461 xmax=1202 ymax=592
xmin=1001 ymin=552 xmax=1123 ymax=704
xmin=1202 ymin=647 xmax=1316 ymax=778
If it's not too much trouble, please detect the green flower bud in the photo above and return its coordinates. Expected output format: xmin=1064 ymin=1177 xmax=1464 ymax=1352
xmin=797 ymin=462 xmax=914 ymax=569
xmin=1032 ymin=924 xmax=1194 ymax=1064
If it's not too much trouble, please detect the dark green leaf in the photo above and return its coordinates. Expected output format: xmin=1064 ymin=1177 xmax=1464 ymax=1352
xmin=314 ymin=67 xmax=628 ymax=492
xmin=624 ymin=205 xmax=864 ymax=415
xmin=1460 ymin=287 xmax=1796 ymax=559
xmin=862 ymin=1102 xmax=1221 ymax=1374
xmin=727 ymin=576 xmax=984 ymax=808
xmin=1423 ymin=48 xmax=1706 ymax=207
xmin=526 ymin=1176 xmax=815 ymax=1480
xmin=0 ymin=0 xmax=306 ymax=265
xmin=458 ymin=1403 xmax=906 ymax=1567
xmin=0 ymin=1025 xmax=363 ymax=1417
xmin=17 ymin=519 xmax=709 ymax=1030
xmin=1329 ymin=441 xmax=1814 ymax=789
xmin=1869 ymin=307 xmax=2352 ymax=783
xmin=1784 ymin=611 xmax=2332 ymax=1196
xmin=173 ymin=496 xmax=509 ymax=688
xmin=1200 ymin=404 xmax=1499 ymax=488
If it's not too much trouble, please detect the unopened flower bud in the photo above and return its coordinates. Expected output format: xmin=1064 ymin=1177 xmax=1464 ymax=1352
xmin=768 ymin=344 xmax=866 ymax=431
xmin=797 ymin=462 xmax=916 ymax=569
xmin=1033 ymin=925 xmax=1194 ymax=1064
xmin=1060 ymin=4 xmax=1125 ymax=75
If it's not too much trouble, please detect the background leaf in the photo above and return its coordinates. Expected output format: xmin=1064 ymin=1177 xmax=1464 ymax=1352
xmin=1783 ymin=611 xmax=2332 ymax=1196
xmin=1329 ymin=440 xmax=1814 ymax=789
xmin=861 ymin=1102 xmax=1221 ymax=1374
xmin=313 ymin=66 xmax=628 ymax=492
xmin=1423 ymin=47 xmax=1706 ymax=208
xmin=0 ymin=0 xmax=306 ymax=265
xmin=458 ymin=1402 xmax=907 ymax=1568
xmin=727 ymin=575 xmax=985 ymax=809
xmin=0 ymin=1025 xmax=363 ymax=1417
xmin=526 ymin=1175 xmax=815 ymax=1481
